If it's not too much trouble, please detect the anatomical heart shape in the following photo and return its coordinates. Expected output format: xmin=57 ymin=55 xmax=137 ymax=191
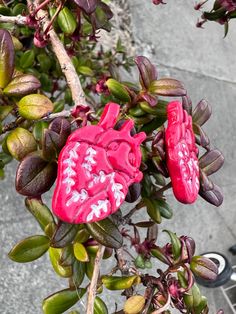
xmin=52 ymin=102 xmax=146 ymax=224
xmin=165 ymin=101 xmax=200 ymax=204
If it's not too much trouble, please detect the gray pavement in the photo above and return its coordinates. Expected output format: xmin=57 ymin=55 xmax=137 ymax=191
xmin=1 ymin=1 xmax=236 ymax=313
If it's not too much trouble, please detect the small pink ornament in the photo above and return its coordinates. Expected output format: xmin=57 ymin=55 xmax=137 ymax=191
xmin=165 ymin=101 xmax=200 ymax=204
xmin=52 ymin=102 xmax=146 ymax=224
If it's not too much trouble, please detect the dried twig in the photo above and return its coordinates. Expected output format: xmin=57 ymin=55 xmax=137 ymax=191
xmin=0 ymin=14 xmax=27 ymax=25
xmin=86 ymin=244 xmax=105 ymax=314
xmin=30 ymin=0 xmax=88 ymax=107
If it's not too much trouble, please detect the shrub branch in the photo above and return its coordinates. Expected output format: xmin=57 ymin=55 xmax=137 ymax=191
xmin=29 ymin=0 xmax=88 ymax=108
xmin=86 ymin=244 xmax=105 ymax=314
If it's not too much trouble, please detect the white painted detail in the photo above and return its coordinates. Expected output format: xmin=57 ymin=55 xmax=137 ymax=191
xmin=82 ymin=146 xmax=97 ymax=177
xmin=62 ymin=142 xmax=80 ymax=194
xmin=66 ymin=189 xmax=88 ymax=207
xmin=110 ymin=173 xmax=125 ymax=207
xmin=87 ymin=199 xmax=109 ymax=222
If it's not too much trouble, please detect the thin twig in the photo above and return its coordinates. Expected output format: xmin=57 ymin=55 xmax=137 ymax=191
xmin=86 ymin=244 xmax=105 ymax=314
xmin=151 ymin=293 xmax=171 ymax=314
xmin=0 ymin=14 xmax=27 ymax=25
xmin=30 ymin=0 xmax=88 ymax=107
xmin=154 ymin=182 xmax=172 ymax=198
xmin=41 ymin=109 xmax=72 ymax=121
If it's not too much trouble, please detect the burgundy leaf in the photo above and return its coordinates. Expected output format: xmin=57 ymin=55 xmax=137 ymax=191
xmin=0 ymin=29 xmax=14 ymax=88
xmin=135 ymin=56 xmax=157 ymax=90
xmin=16 ymin=152 xmax=57 ymax=197
xmin=192 ymin=99 xmax=212 ymax=126
xmin=73 ymin=0 xmax=98 ymax=14
xmin=3 ymin=74 xmax=41 ymax=96
xmin=199 ymin=149 xmax=224 ymax=176
xmin=199 ymin=183 xmax=223 ymax=207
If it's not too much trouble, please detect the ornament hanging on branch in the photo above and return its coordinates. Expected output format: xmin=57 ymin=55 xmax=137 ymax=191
xmin=52 ymin=102 xmax=146 ymax=224
xmin=165 ymin=101 xmax=200 ymax=204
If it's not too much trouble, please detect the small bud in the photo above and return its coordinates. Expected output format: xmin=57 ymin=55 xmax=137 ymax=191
xmin=190 ymin=256 xmax=218 ymax=281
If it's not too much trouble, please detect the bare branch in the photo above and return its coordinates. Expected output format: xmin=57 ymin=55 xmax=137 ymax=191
xmin=0 ymin=14 xmax=27 ymax=25
xmin=86 ymin=245 xmax=105 ymax=314
xmin=31 ymin=0 xmax=88 ymax=107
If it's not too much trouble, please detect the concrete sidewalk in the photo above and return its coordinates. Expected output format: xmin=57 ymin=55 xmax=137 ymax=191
xmin=1 ymin=1 xmax=236 ymax=313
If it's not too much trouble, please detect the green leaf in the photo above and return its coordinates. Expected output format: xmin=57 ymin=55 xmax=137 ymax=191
xmin=77 ymin=65 xmax=94 ymax=76
xmin=124 ymin=295 xmax=145 ymax=314
xmin=102 ymin=275 xmax=141 ymax=290
xmin=51 ymin=222 xmax=80 ymax=248
xmin=20 ymin=50 xmax=35 ymax=69
xmin=139 ymin=100 xmax=167 ymax=117
xmin=106 ymin=78 xmax=131 ymax=103
xmin=194 ymin=296 xmax=208 ymax=314
xmin=8 ymin=235 xmax=50 ymax=263
xmin=6 ymin=127 xmax=37 ymax=160
xmin=18 ymin=94 xmax=54 ymax=120
xmin=37 ymin=53 xmax=52 ymax=73
xmin=33 ymin=121 xmax=49 ymax=144
xmin=59 ymin=245 xmax=75 ymax=267
xmin=0 ymin=151 xmax=12 ymax=165
xmin=49 ymin=247 xmax=73 ymax=278
xmin=94 ymin=297 xmax=108 ymax=314
xmin=163 ymin=230 xmax=181 ymax=261
xmin=11 ymin=36 xmax=23 ymax=51
xmin=156 ymin=199 xmax=173 ymax=219
xmin=42 ymin=288 xmax=86 ymax=314
xmin=144 ymin=198 xmax=162 ymax=224
xmin=183 ymin=283 xmax=202 ymax=309
xmin=58 ymin=7 xmax=77 ymax=35
xmin=71 ymin=260 xmax=85 ymax=288
xmin=73 ymin=242 xmax=89 ymax=262
xmin=129 ymin=105 xmax=146 ymax=117
xmin=12 ymin=3 xmax=28 ymax=15
xmin=25 ymin=198 xmax=55 ymax=232
xmin=0 ymin=105 xmax=13 ymax=120
xmin=0 ymin=4 xmax=12 ymax=15
xmin=85 ymin=256 xmax=95 ymax=279
xmin=0 ymin=29 xmax=14 ymax=88
xmin=74 ymin=227 xmax=90 ymax=243
xmin=3 ymin=74 xmax=41 ymax=96
xmin=151 ymin=247 xmax=170 ymax=265
xmin=15 ymin=151 xmax=57 ymax=197
xmin=86 ymin=218 xmax=123 ymax=249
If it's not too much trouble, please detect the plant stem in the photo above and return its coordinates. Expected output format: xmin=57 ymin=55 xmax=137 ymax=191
xmin=0 ymin=14 xmax=27 ymax=25
xmin=86 ymin=244 xmax=105 ymax=314
xmin=154 ymin=182 xmax=172 ymax=198
xmin=151 ymin=293 xmax=171 ymax=314
xmin=30 ymin=0 xmax=88 ymax=108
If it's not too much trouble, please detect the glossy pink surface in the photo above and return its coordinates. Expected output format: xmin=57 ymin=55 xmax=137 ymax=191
xmin=52 ymin=102 xmax=146 ymax=224
xmin=165 ymin=101 xmax=200 ymax=204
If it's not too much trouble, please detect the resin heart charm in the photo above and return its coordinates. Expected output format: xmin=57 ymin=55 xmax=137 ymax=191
xmin=52 ymin=103 xmax=146 ymax=224
xmin=165 ymin=101 xmax=200 ymax=204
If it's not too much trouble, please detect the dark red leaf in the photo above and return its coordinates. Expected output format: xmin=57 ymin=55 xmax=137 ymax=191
xmin=73 ymin=0 xmax=98 ymax=14
xmin=15 ymin=152 xmax=57 ymax=196
xmin=135 ymin=56 xmax=157 ymax=90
